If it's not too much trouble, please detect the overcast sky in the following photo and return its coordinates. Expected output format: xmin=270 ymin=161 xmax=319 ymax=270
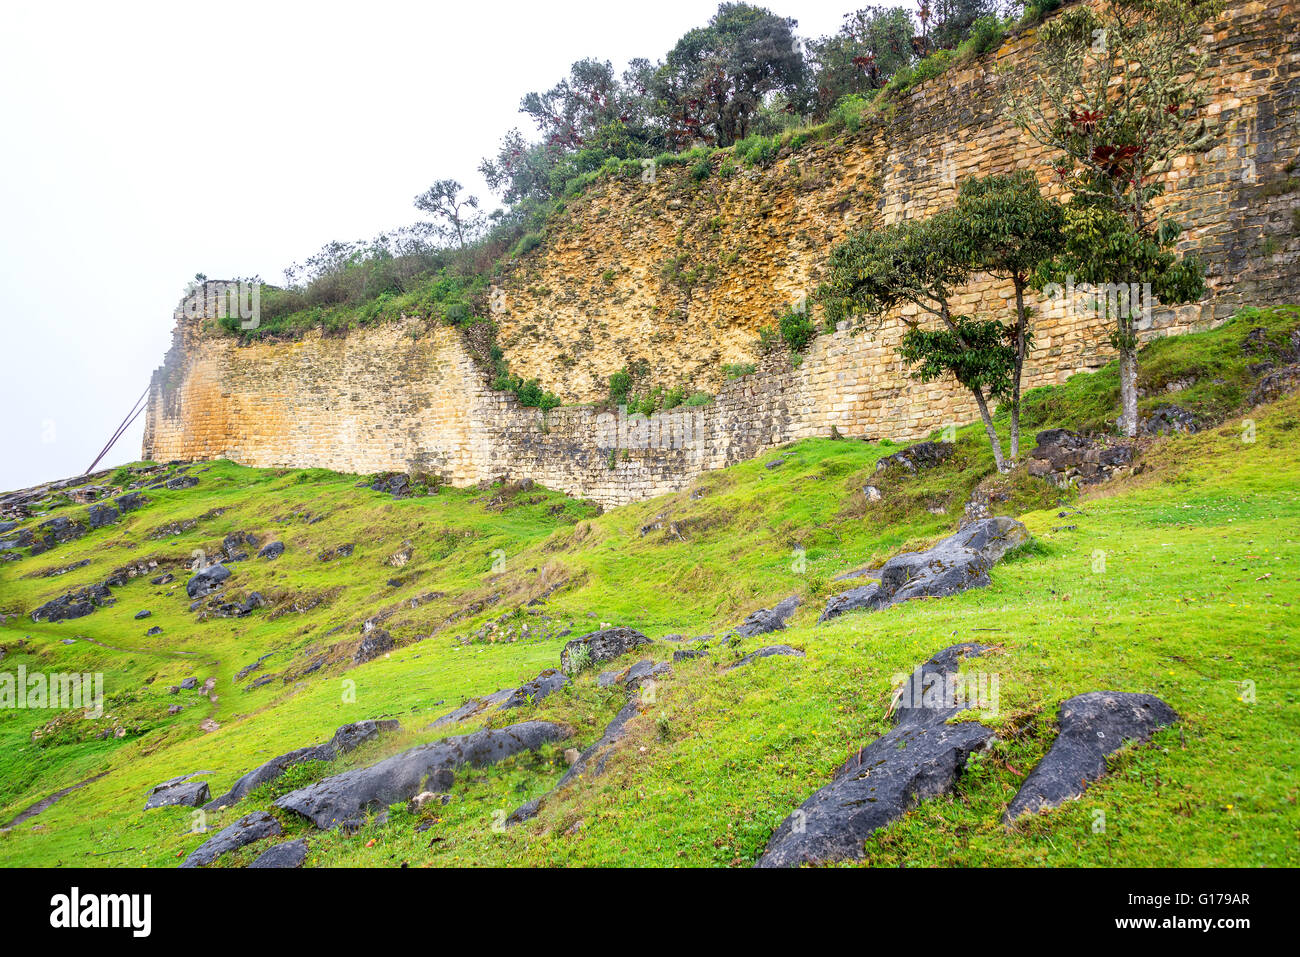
xmin=0 ymin=0 xmax=886 ymax=492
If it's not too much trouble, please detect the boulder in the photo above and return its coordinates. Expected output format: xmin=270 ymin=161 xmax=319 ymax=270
xmin=560 ymin=627 xmax=652 ymax=673
xmin=248 ymin=839 xmax=309 ymax=869
xmin=1027 ymin=429 xmax=1134 ymax=488
xmin=427 ymin=688 xmax=517 ymax=728
xmin=1248 ymin=362 xmax=1300 ymax=406
xmin=1004 ymin=692 xmax=1177 ymax=822
xmin=179 ymin=811 xmax=281 ymax=868
xmin=257 ymin=541 xmax=285 ymax=560
xmin=758 ymin=644 xmax=994 ymax=867
xmin=145 ymin=775 xmax=211 ymax=810
xmin=205 ymin=719 xmax=401 ymax=810
xmin=186 ymin=563 xmax=230 ymax=599
xmin=620 ymin=659 xmax=671 ymax=691
xmin=818 ymin=517 xmax=1030 ymax=623
xmin=731 ymin=595 xmax=800 ymax=638
xmin=275 ymin=721 xmax=570 ymax=830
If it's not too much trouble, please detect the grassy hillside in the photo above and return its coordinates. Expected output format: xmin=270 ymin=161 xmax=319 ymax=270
xmin=1 ymin=308 xmax=1297 ymax=867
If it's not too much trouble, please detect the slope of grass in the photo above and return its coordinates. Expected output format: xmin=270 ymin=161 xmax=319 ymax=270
xmin=1 ymin=309 xmax=1297 ymax=867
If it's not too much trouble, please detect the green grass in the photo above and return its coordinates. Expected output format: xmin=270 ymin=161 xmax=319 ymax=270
xmin=1 ymin=310 xmax=1298 ymax=867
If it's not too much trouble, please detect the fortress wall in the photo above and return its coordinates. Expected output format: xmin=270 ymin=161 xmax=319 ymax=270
xmin=144 ymin=0 xmax=1300 ymax=507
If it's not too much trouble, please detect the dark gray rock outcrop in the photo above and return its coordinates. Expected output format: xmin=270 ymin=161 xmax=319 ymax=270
xmin=758 ymin=643 xmax=995 ymax=867
xmin=560 ymin=627 xmax=652 ymax=673
xmin=275 ymin=721 xmax=570 ymax=829
xmin=501 ymin=669 xmax=569 ymax=708
xmin=353 ymin=627 xmax=393 ymax=664
xmin=819 ymin=517 xmax=1030 ymax=623
xmin=31 ymin=583 xmax=114 ymax=623
xmin=179 ymin=811 xmax=281 ymax=868
xmin=186 ymin=563 xmax=231 ymax=598
xmin=507 ymin=698 xmax=642 ymax=826
xmin=87 ymin=503 xmax=120 ymax=529
xmin=732 ymin=595 xmax=800 ymax=638
xmin=1004 ymin=691 xmax=1177 ymax=822
xmin=248 ymin=838 xmax=309 ymax=869
xmin=726 ymin=645 xmax=805 ymax=670
xmin=1027 ymin=428 xmax=1135 ymax=488
xmin=205 ymin=719 xmax=401 ymax=810
xmin=145 ymin=774 xmax=212 ymax=810
xmin=257 ymin=541 xmax=285 ymax=560
xmin=875 ymin=440 xmax=953 ymax=474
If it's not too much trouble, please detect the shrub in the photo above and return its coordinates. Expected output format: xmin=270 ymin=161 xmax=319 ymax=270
xmin=779 ymin=309 xmax=817 ymax=352
xmin=511 ymin=232 xmax=545 ymax=258
xmin=609 ymin=368 xmax=633 ymax=404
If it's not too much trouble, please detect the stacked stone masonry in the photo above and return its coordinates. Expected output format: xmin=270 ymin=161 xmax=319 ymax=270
xmin=144 ymin=0 xmax=1299 ymax=507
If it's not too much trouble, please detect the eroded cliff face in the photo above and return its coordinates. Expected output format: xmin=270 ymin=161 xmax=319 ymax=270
xmin=495 ymin=0 xmax=1300 ymax=403
xmin=144 ymin=0 xmax=1299 ymax=505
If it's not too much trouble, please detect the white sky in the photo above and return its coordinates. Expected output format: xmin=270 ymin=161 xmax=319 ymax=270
xmin=0 ymin=0 xmax=887 ymax=492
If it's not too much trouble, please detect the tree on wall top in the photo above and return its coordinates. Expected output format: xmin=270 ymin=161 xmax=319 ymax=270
xmin=1004 ymin=0 xmax=1223 ymax=436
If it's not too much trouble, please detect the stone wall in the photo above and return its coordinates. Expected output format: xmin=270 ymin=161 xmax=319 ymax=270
xmin=495 ymin=0 xmax=1300 ymax=404
xmin=144 ymin=0 xmax=1300 ymax=508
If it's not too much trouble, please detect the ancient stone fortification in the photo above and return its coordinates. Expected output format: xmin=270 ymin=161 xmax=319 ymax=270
xmin=144 ymin=0 xmax=1299 ymax=507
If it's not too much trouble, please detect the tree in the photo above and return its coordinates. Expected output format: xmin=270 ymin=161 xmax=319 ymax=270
xmin=413 ymin=179 xmax=483 ymax=249
xmin=1005 ymin=0 xmax=1223 ymax=436
xmin=807 ymin=5 xmax=915 ymax=112
xmin=819 ymin=214 xmax=1015 ymax=470
xmin=952 ymin=172 xmax=1064 ymax=459
xmin=654 ymin=3 xmax=808 ymax=148
xmin=919 ymin=0 xmax=1004 ymax=53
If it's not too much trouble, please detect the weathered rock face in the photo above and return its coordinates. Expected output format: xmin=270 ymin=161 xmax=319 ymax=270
xmin=180 ymin=811 xmax=282 ymax=868
xmin=353 ymin=627 xmax=394 ymax=664
xmin=1248 ymin=363 xmax=1300 ymax=405
xmin=1004 ymin=692 xmax=1178 ymax=822
xmin=560 ymin=627 xmax=653 ymax=673
xmin=819 ymin=517 xmax=1030 ymax=623
xmin=140 ymin=1 xmax=1297 ymax=509
xmin=1140 ymin=405 xmax=1200 ymax=437
xmin=1026 ymin=429 xmax=1135 ymax=487
xmin=758 ymin=644 xmax=994 ymax=867
xmin=205 ymin=719 xmax=401 ymax=810
xmin=275 ymin=721 xmax=570 ymax=830
xmin=875 ymin=441 xmax=954 ymax=474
